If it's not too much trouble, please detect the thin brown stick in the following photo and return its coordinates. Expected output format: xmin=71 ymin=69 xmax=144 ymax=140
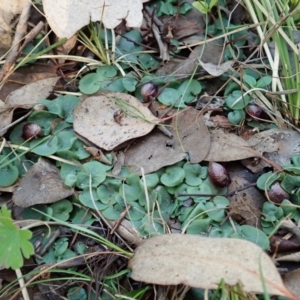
xmin=0 ymin=1 xmax=31 ymax=86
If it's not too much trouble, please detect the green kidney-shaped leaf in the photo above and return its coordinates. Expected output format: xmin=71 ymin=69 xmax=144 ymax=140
xmin=76 ymin=161 xmax=107 ymax=188
xmin=228 ymin=109 xmax=245 ymax=125
xmin=177 ymin=79 xmax=202 ymax=104
xmin=256 ymin=76 xmax=272 ymax=88
xmin=50 ymin=199 xmax=73 ymax=222
xmin=157 ymin=88 xmax=180 ymax=106
xmin=183 ymin=163 xmax=204 ymax=186
xmin=187 ymin=183 xmax=212 ymax=202
xmin=119 ymin=173 xmax=143 ymax=201
xmin=256 ymin=172 xmax=280 ymax=190
xmin=160 ymin=166 xmax=185 ymax=187
xmin=206 ymin=196 xmax=229 ymax=222
xmin=30 ymin=136 xmax=59 ymax=156
xmin=225 ymin=90 xmax=250 ymax=110
xmin=243 ymin=75 xmax=256 ymax=87
xmin=79 ymin=73 xmax=102 ymax=95
xmin=0 ymin=164 xmax=19 ymax=187
xmin=281 ymin=174 xmax=300 ymax=193
xmin=231 ymin=225 xmax=270 ymax=250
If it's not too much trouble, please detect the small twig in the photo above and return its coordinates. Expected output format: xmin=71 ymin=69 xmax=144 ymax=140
xmin=18 ymin=21 xmax=45 ymax=54
xmin=0 ymin=1 xmax=32 ymax=86
xmin=110 ymin=205 xmax=131 ymax=235
xmin=144 ymin=6 xmax=164 ymax=31
xmin=0 ymin=109 xmax=32 ymax=135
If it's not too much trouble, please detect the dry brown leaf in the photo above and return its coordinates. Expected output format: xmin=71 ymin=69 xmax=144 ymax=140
xmin=73 ymin=92 xmax=159 ymax=151
xmin=43 ymin=0 xmax=145 ymax=39
xmin=0 ymin=77 xmax=59 ymax=136
xmin=242 ymin=129 xmax=300 ymax=173
xmin=204 ymin=129 xmax=254 ymax=161
xmin=227 ymin=163 xmax=265 ymax=226
xmin=0 ymin=0 xmax=28 ymax=50
xmin=125 ymin=108 xmax=210 ymax=174
xmin=283 ymin=268 xmax=300 ymax=298
xmin=199 ymin=60 xmax=234 ymax=76
xmin=13 ymin=158 xmax=73 ymax=207
xmin=129 ymin=234 xmax=295 ymax=298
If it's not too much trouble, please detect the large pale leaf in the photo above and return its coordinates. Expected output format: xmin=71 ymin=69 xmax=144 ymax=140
xmin=43 ymin=0 xmax=146 ymax=39
xmin=73 ymin=92 xmax=159 ymax=151
xmin=129 ymin=234 xmax=295 ymax=297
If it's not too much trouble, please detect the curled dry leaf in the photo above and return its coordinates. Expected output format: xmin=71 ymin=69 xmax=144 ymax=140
xmin=129 ymin=234 xmax=295 ymax=298
xmin=73 ymin=92 xmax=159 ymax=151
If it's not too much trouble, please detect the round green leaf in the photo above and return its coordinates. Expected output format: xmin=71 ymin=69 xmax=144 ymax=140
xmin=96 ymin=65 xmax=118 ymax=77
xmin=101 ymin=204 xmax=122 ymax=220
xmin=119 ymin=174 xmax=143 ymax=201
xmin=30 ymin=136 xmax=59 ymax=156
xmin=122 ymin=77 xmax=138 ymax=92
xmin=281 ymin=174 xmax=300 ymax=193
xmin=56 ymin=130 xmax=77 ymax=151
xmin=157 ymin=88 xmax=180 ymax=106
xmin=225 ymin=90 xmax=250 ymax=110
xmin=138 ymin=53 xmax=159 ymax=70
xmin=64 ymin=173 xmax=77 ymax=187
xmin=183 ymin=163 xmax=204 ymax=186
xmin=67 ymin=287 xmax=87 ymax=300
xmin=231 ymin=225 xmax=270 ymax=250
xmin=142 ymin=173 xmax=159 ymax=189
xmin=206 ymin=196 xmax=229 ymax=222
xmin=76 ymin=161 xmax=107 ymax=188
xmin=187 ymin=183 xmax=212 ymax=202
xmin=79 ymin=73 xmax=102 ymax=94
xmin=256 ymin=76 xmax=272 ymax=88
xmin=228 ymin=109 xmax=245 ymax=125
xmin=177 ymin=79 xmax=202 ymax=104
xmin=78 ymin=188 xmax=108 ymax=210
xmin=126 ymin=202 xmax=146 ymax=221
xmin=50 ymin=199 xmax=73 ymax=222
xmin=243 ymin=74 xmax=256 ymax=87
xmin=256 ymin=171 xmax=280 ymax=190
xmin=160 ymin=166 xmax=185 ymax=187
xmin=0 ymin=164 xmax=19 ymax=187
xmin=97 ymin=184 xmax=118 ymax=205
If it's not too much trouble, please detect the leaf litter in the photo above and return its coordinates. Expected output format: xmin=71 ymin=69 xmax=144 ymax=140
xmin=1 ymin=0 xmax=300 ymax=299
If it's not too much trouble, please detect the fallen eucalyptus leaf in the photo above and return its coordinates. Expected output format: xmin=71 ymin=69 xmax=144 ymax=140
xmin=129 ymin=234 xmax=294 ymax=297
xmin=43 ymin=0 xmax=146 ymax=39
xmin=125 ymin=108 xmax=210 ymax=174
xmin=204 ymin=129 xmax=254 ymax=161
xmin=74 ymin=92 xmax=159 ymax=151
xmin=13 ymin=158 xmax=73 ymax=207
xmin=199 ymin=60 xmax=234 ymax=76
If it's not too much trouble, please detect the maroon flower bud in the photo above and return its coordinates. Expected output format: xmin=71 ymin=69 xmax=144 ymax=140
xmin=266 ymin=182 xmax=289 ymax=204
xmin=22 ymin=123 xmax=42 ymax=140
xmin=141 ymin=82 xmax=158 ymax=102
xmin=208 ymin=162 xmax=231 ymax=188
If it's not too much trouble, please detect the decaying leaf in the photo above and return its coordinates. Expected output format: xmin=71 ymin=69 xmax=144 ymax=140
xmin=242 ymin=129 xmax=300 ymax=172
xmin=129 ymin=234 xmax=294 ymax=297
xmin=283 ymin=268 xmax=300 ymax=298
xmin=43 ymin=0 xmax=146 ymax=39
xmin=73 ymin=92 xmax=159 ymax=151
xmin=0 ymin=77 xmax=59 ymax=136
xmin=204 ymin=129 xmax=254 ymax=161
xmin=156 ymin=44 xmax=224 ymax=80
xmin=125 ymin=108 xmax=210 ymax=174
xmin=227 ymin=163 xmax=265 ymax=226
xmin=199 ymin=60 xmax=234 ymax=76
xmin=13 ymin=158 xmax=73 ymax=207
xmin=0 ymin=0 xmax=28 ymax=50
